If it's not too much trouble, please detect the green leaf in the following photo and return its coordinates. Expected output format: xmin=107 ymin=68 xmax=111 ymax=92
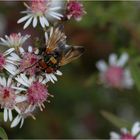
xmin=0 ymin=113 xmax=3 ymax=121
xmin=85 ymin=74 xmax=98 ymax=87
xmin=101 ymin=110 xmax=132 ymax=130
xmin=129 ymin=57 xmax=140 ymax=91
xmin=0 ymin=127 xmax=8 ymax=140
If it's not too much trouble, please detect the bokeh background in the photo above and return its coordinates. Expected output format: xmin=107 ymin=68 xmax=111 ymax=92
xmin=1 ymin=1 xmax=140 ymax=139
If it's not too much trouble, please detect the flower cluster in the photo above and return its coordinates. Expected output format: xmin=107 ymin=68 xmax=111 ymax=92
xmin=110 ymin=122 xmax=140 ymax=140
xmin=96 ymin=53 xmax=134 ymax=89
xmin=18 ymin=0 xmax=86 ymax=29
xmin=0 ymin=33 xmax=52 ymax=128
xmin=0 ymin=0 xmax=86 ymax=128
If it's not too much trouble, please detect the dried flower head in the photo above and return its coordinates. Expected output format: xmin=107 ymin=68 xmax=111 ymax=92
xmin=66 ymin=0 xmax=86 ymax=21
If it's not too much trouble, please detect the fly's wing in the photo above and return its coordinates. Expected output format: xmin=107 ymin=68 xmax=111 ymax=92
xmin=46 ymin=26 xmax=66 ymax=52
xmin=59 ymin=45 xmax=85 ymax=66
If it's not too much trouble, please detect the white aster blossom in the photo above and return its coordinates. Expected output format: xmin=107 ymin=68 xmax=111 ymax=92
xmin=11 ymin=104 xmax=36 ymax=128
xmin=17 ymin=0 xmax=63 ymax=29
xmin=15 ymin=73 xmax=51 ymax=108
xmin=0 ymin=33 xmax=30 ymax=49
xmin=0 ymin=48 xmax=18 ymax=75
xmin=96 ymin=53 xmax=134 ymax=89
xmin=110 ymin=122 xmax=140 ymax=140
xmin=0 ymin=76 xmax=26 ymax=122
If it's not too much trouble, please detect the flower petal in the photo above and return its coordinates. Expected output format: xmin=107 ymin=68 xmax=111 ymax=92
xmin=56 ymin=70 xmax=62 ymax=76
xmin=20 ymin=118 xmax=24 ymax=128
xmin=51 ymin=74 xmax=57 ymax=81
xmin=15 ymin=95 xmax=28 ymax=103
xmin=11 ymin=115 xmax=21 ymax=128
xmin=33 ymin=17 xmax=37 ymax=28
xmin=23 ymin=17 xmax=33 ymax=29
xmin=14 ymin=106 xmax=21 ymax=114
xmin=109 ymin=53 xmax=117 ymax=66
xmin=39 ymin=16 xmax=45 ymax=28
xmin=7 ymin=76 xmax=12 ymax=87
xmin=42 ymin=17 xmax=49 ymax=26
xmin=4 ymin=48 xmax=15 ymax=56
xmin=131 ymin=122 xmax=140 ymax=136
xmin=96 ymin=60 xmax=107 ymax=72
xmin=123 ymin=69 xmax=134 ymax=89
xmin=19 ymin=47 xmax=25 ymax=54
xmin=17 ymin=14 xmax=31 ymax=23
xmin=4 ymin=108 xmax=8 ymax=122
xmin=28 ymin=46 xmax=33 ymax=52
xmin=9 ymin=109 xmax=13 ymax=121
xmin=117 ymin=53 xmax=129 ymax=67
xmin=110 ymin=132 xmax=120 ymax=140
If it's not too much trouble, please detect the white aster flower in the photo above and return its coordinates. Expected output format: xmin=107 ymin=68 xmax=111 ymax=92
xmin=10 ymin=73 xmax=53 ymax=128
xmin=15 ymin=73 xmax=51 ymax=109
xmin=12 ymin=46 xmax=39 ymax=76
xmin=96 ymin=53 xmax=134 ymax=89
xmin=11 ymin=103 xmax=36 ymax=128
xmin=0 ymin=76 xmax=26 ymax=122
xmin=110 ymin=122 xmax=140 ymax=140
xmin=15 ymin=73 xmax=47 ymax=89
xmin=17 ymin=0 xmax=63 ymax=29
xmin=0 ymin=48 xmax=18 ymax=75
xmin=0 ymin=33 xmax=30 ymax=49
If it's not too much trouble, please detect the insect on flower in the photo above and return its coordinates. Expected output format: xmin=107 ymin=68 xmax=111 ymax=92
xmin=38 ymin=26 xmax=85 ymax=75
xmin=16 ymin=26 xmax=85 ymax=83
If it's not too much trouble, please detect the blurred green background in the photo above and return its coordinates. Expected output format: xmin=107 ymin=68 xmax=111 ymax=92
xmin=1 ymin=1 xmax=140 ymax=139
